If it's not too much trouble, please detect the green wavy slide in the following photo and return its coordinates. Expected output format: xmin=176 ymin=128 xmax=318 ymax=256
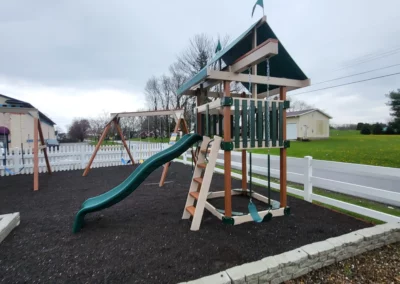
xmin=73 ymin=133 xmax=202 ymax=233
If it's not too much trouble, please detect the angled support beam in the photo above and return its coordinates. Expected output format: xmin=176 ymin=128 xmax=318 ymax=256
xmin=114 ymin=119 xmax=135 ymax=165
xmin=231 ymin=39 xmax=278 ymax=73
xmin=207 ymin=70 xmax=311 ymax=89
xmin=37 ymin=121 xmax=52 ymax=174
xmin=82 ymin=122 xmax=112 ymax=176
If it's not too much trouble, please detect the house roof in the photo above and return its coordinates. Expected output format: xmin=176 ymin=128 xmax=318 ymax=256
xmin=0 ymin=94 xmax=56 ymax=125
xmin=287 ymin=109 xmax=332 ymax=119
xmin=177 ymin=17 xmax=308 ymax=96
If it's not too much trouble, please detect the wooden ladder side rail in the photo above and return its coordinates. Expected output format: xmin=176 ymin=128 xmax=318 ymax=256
xmin=114 ymin=118 xmax=135 ymax=165
xmin=82 ymin=122 xmax=112 ymax=176
xmin=37 ymin=120 xmax=52 ymax=174
xmin=159 ymin=118 xmax=181 ymax=187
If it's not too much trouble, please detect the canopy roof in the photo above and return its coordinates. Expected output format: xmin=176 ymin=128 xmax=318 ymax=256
xmin=177 ymin=17 xmax=309 ymax=96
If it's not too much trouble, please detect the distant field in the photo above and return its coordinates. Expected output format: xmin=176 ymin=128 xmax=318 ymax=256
xmin=250 ymin=130 xmax=400 ymax=168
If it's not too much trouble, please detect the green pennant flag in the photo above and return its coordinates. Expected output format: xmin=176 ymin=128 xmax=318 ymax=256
xmin=251 ymin=0 xmax=264 ymax=17
xmin=215 ymin=39 xmax=222 ymax=53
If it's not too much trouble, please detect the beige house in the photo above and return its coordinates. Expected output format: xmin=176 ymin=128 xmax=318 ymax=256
xmin=0 ymin=95 xmax=56 ymax=151
xmin=286 ymin=109 xmax=331 ymax=140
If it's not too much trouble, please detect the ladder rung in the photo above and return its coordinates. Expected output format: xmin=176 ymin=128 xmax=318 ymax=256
xmin=189 ymin=191 xmax=199 ymax=200
xmin=186 ymin=206 xmax=196 ymax=216
xmin=200 ymin=149 xmax=211 ymax=154
xmin=197 ymin=163 xmax=207 ymax=169
xmin=193 ymin=177 xmax=203 ymax=184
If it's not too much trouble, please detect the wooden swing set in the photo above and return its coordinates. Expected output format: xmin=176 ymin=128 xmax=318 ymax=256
xmin=82 ymin=109 xmax=195 ymax=185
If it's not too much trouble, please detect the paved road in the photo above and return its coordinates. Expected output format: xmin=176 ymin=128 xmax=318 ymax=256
xmin=220 ymin=152 xmax=400 ymax=195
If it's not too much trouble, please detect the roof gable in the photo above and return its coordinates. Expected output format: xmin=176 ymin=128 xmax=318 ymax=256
xmin=177 ymin=17 xmax=309 ymax=96
xmin=287 ymin=109 xmax=332 ymax=119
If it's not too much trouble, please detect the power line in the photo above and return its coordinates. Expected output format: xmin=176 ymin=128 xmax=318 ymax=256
xmin=313 ymin=63 xmax=400 ymax=85
xmin=292 ymin=72 xmax=400 ymax=96
xmin=334 ymin=48 xmax=400 ymax=71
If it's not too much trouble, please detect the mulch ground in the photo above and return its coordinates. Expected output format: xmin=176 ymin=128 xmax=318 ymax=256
xmin=0 ymin=162 xmax=371 ymax=283
xmin=289 ymin=242 xmax=400 ymax=283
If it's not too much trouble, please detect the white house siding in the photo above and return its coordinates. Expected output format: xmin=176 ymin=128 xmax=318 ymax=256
xmin=0 ymin=112 xmax=55 ymax=150
xmin=298 ymin=111 xmax=330 ymax=139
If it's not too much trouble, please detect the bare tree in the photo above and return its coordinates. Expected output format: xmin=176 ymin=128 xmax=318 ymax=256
xmin=68 ymin=119 xmax=91 ymax=142
xmin=89 ymin=110 xmax=110 ymax=140
xmin=287 ymin=96 xmax=315 ymax=112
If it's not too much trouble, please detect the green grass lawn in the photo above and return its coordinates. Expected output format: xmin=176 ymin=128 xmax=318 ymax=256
xmin=129 ymin=137 xmax=170 ymax=143
xmin=89 ymin=140 xmax=119 ymax=146
xmin=250 ymin=130 xmax=400 ymax=168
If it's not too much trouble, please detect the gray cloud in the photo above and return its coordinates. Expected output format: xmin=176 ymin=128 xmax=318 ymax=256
xmin=1 ymin=0 xmax=400 ymax=125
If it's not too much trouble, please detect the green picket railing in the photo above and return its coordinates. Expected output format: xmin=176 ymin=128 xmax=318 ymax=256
xmin=196 ymin=99 xmax=286 ymax=149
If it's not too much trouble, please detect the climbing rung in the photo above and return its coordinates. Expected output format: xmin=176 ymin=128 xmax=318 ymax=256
xmin=186 ymin=206 xmax=196 ymax=216
xmin=197 ymin=163 xmax=207 ymax=169
xmin=200 ymin=149 xmax=211 ymax=154
xmin=189 ymin=192 xmax=199 ymax=200
xmin=193 ymin=177 xmax=203 ymax=184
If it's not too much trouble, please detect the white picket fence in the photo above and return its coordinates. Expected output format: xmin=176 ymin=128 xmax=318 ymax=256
xmin=0 ymin=142 xmax=169 ymax=176
xmin=178 ymin=150 xmax=400 ymax=223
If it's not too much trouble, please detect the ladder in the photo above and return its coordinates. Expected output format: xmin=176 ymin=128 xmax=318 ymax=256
xmin=182 ymin=135 xmax=221 ymax=231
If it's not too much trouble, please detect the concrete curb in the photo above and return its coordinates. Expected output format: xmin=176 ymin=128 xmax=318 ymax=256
xmin=179 ymin=222 xmax=400 ymax=284
xmin=0 ymin=212 xmax=20 ymax=244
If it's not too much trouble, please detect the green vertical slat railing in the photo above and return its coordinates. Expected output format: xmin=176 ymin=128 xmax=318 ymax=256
xmin=218 ymin=115 xmax=223 ymax=136
xmin=250 ymin=100 xmax=255 ymax=148
xmin=279 ymin=102 xmax=283 ymax=146
xmin=212 ymin=115 xmax=217 ymax=137
xmin=201 ymin=114 xmax=205 ymax=136
xmin=234 ymin=99 xmax=240 ymax=148
xmin=242 ymin=100 xmax=248 ymax=148
xmin=265 ymin=101 xmax=270 ymax=147
xmin=194 ymin=108 xmax=197 ymax=135
xmin=210 ymin=114 xmax=213 ymax=136
xmin=271 ymin=102 xmax=277 ymax=146
xmin=230 ymin=115 xmax=234 ymax=139
xmin=257 ymin=101 xmax=263 ymax=147
xmin=205 ymin=104 xmax=209 ymax=136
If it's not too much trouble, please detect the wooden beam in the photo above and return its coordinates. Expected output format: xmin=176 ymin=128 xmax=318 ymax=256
xmin=82 ymin=122 xmax=112 ymax=176
xmin=223 ymin=81 xmax=232 ymax=217
xmin=207 ymin=70 xmax=311 ymax=89
xmin=231 ymin=39 xmax=278 ymax=74
xmin=114 ymin=119 xmax=135 ymax=165
xmin=279 ymin=87 xmax=287 ymax=207
xmin=37 ymin=121 xmax=52 ymax=174
xmin=33 ymin=117 xmax=39 ymax=191
xmin=112 ymin=109 xmax=184 ymax=118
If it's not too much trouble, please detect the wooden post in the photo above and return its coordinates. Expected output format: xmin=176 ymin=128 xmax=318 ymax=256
xmin=82 ymin=122 xmax=111 ymax=176
xmin=279 ymin=87 xmax=287 ymax=207
xmin=37 ymin=121 xmax=52 ymax=174
xmin=114 ymin=119 xmax=135 ymax=165
xmin=33 ymin=117 xmax=39 ymax=191
xmin=223 ymin=81 xmax=232 ymax=217
xmin=197 ymin=90 xmax=203 ymax=134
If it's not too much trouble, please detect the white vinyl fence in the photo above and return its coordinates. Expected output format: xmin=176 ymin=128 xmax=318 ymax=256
xmin=0 ymin=142 xmax=169 ymax=176
xmin=178 ymin=150 xmax=400 ymax=223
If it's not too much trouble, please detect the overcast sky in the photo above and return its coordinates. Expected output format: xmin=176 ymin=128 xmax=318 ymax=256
xmin=1 ymin=0 xmax=400 ymax=131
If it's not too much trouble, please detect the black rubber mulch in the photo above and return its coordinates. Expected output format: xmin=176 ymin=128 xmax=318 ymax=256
xmin=0 ymin=162 xmax=371 ymax=283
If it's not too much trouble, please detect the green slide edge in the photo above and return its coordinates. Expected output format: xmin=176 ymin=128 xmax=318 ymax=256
xmin=72 ymin=133 xmax=202 ymax=233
